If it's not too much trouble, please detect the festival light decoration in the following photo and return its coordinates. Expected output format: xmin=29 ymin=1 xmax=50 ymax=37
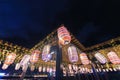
xmin=2 ymin=53 xmax=16 ymax=70
xmin=43 ymin=66 xmax=46 ymax=72
xmin=20 ymin=55 xmax=30 ymax=66
xmin=107 ymin=51 xmax=120 ymax=64
xmin=57 ymin=26 xmax=71 ymax=45
xmin=42 ymin=45 xmax=51 ymax=61
xmin=15 ymin=63 xmax=20 ymax=70
xmin=94 ymin=52 xmax=108 ymax=64
xmin=80 ymin=53 xmax=90 ymax=65
xmin=30 ymin=50 xmax=40 ymax=63
xmin=47 ymin=66 xmax=50 ymax=72
xmin=22 ymin=64 xmax=28 ymax=72
xmin=39 ymin=66 xmax=42 ymax=72
xmin=4 ymin=53 xmax=16 ymax=65
xmin=2 ymin=64 xmax=9 ymax=70
xmin=30 ymin=65 xmax=35 ymax=71
xmin=68 ymin=46 xmax=78 ymax=63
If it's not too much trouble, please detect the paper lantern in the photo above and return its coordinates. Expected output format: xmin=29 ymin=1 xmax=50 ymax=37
xmin=39 ymin=66 xmax=42 ymax=72
xmin=47 ymin=66 xmax=50 ymax=72
xmin=15 ymin=63 xmax=20 ymax=70
xmin=4 ymin=53 xmax=16 ymax=65
xmin=57 ymin=26 xmax=71 ymax=45
xmin=68 ymin=64 xmax=72 ymax=70
xmin=113 ymin=68 xmax=117 ymax=71
xmin=49 ymin=68 xmax=53 ymax=73
xmin=2 ymin=64 xmax=9 ymax=70
xmin=52 ymin=66 xmax=56 ymax=72
xmin=106 ymin=69 xmax=109 ymax=72
xmin=94 ymin=52 xmax=108 ymax=64
xmin=80 ymin=53 xmax=90 ymax=65
xmin=68 ymin=46 xmax=78 ymax=63
xmin=98 ymin=68 xmax=102 ymax=72
xmin=30 ymin=65 xmax=35 ymax=71
xmin=22 ymin=64 xmax=28 ymax=72
xmin=107 ymin=51 xmax=120 ymax=64
xmin=42 ymin=45 xmax=51 ymax=61
xmin=72 ymin=65 xmax=78 ymax=71
xmin=42 ymin=67 xmax=46 ymax=72
xmin=30 ymin=50 xmax=40 ymax=63
xmin=20 ymin=55 xmax=30 ymax=66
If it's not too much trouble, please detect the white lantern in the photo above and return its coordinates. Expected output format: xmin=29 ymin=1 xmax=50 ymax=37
xmin=22 ymin=64 xmax=28 ymax=72
xmin=20 ymin=55 xmax=30 ymax=66
xmin=15 ymin=63 xmax=20 ymax=70
xmin=0 ymin=61 xmax=1 ymax=65
xmin=47 ymin=66 xmax=50 ymax=72
xmin=30 ymin=65 xmax=35 ymax=71
xmin=43 ymin=67 xmax=46 ymax=72
xmin=68 ymin=64 xmax=72 ymax=70
xmin=68 ymin=46 xmax=78 ymax=63
xmin=39 ymin=66 xmax=42 ymax=72
xmin=95 ymin=52 xmax=108 ymax=64
xmin=106 ymin=68 xmax=109 ymax=72
xmin=42 ymin=45 xmax=51 ymax=61
xmin=49 ymin=67 xmax=53 ymax=73
xmin=2 ymin=64 xmax=9 ymax=70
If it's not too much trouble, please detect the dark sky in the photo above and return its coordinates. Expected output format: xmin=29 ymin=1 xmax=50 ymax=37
xmin=0 ymin=0 xmax=120 ymax=48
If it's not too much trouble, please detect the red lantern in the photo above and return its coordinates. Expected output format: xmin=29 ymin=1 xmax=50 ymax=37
xmin=107 ymin=51 xmax=120 ymax=64
xmin=57 ymin=26 xmax=71 ymax=45
xmin=80 ymin=53 xmax=90 ymax=65
xmin=4 ymin=53 xmax=16 ymax=65
xmin=30 ymin=50 xmax=40 ymax=63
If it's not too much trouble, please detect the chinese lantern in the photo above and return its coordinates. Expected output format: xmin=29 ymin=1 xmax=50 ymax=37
xmin=52 ymin=66 xmax=56 ymax=72
xmin=49 ymin=67 xmax=53 ymax=73
xmin=68 ymin=64 xmax=72 ymax=70
xmin=4 ymin=53 xmax=16 ymax=65
xmin=68 ymin=46 xmax=78 ymax=63
xmin=15 ymin=63 xmax=20 ymax=70
xmin=72 ymin=65 xmax=78 ymax=74
xmin=47 ymin=66 xmax=50 ymax=72
xmin=57 ymin=26 xmax=71 ymax=45
xmin=30 ymin=50 xmax=40 ymax=63
xmin=2 ymin=64 xmax=9 ymax=70
xmin=30 ymin=65 xmax=35 ymax=71
xmin=39 ymin=66 xmax=42 ymax=72
xmin=20 ymin=55 xmax=30 ymax=66
xmin=107 ymin=51 xmax=120 ymax=64
xmin=52 ymin=66 xmax=56 ymax=77
xmin=94 ymin=52 xmax=108 ymax=64
xmin=42 ymin=45 xmax=51 ymax=61
xmin=22 ymin=64 xmax=28 ymax=72
xmin=43 ymin=66 xmax=46 ymax=72
xmin=80 ymin=53 xmax=90 ymax=65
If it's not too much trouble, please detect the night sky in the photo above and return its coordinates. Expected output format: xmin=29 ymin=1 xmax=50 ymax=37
xmin=0 ymin=0 xmax=120 ymax=48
